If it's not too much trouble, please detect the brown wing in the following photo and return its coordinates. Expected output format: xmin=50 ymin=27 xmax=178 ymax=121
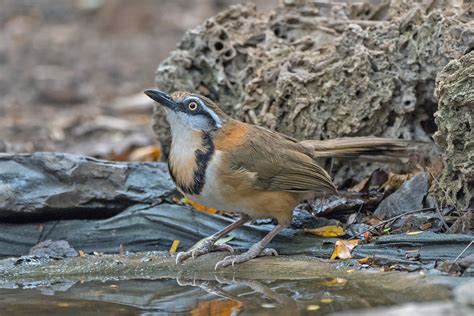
xmin=227 ymin=125 xmax=337 ymax=194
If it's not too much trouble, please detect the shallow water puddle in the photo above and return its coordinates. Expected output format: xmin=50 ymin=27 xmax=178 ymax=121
xmin=0 ymin=275 xmax=452 ymax=315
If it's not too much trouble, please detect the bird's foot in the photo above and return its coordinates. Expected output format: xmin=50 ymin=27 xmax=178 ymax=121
xmin=176 ymin=238 xmax=234 ymax=265
xmin=214 ymin=243 xmax=278 ymax=270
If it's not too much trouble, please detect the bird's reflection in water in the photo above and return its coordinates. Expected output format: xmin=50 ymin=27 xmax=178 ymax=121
xmin=176 ymin=273 xmax=298 ymax=314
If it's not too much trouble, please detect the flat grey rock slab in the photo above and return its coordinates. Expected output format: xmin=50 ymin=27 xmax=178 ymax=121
xmin=0 ymin=152 xmax=174 ymax=221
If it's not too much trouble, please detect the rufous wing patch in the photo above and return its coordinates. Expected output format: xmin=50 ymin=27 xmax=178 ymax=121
xmin=214 ymin=121 xmax=249 ymax=151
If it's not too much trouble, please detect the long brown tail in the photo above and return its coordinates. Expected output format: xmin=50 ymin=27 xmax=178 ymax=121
xmin=299 ymin=137 xmax=420 ymax=162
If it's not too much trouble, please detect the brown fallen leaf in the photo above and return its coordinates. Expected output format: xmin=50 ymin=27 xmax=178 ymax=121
xmin=419 ymin=222 xmax=432 ymax=230
xmin=364 ymin=231 xmax=373 ymax=243
xmin=330 ymin=240 xmax=359 ymax=260
xmin=183 ymin=197 xmax=218 ymax=214
xmin=368 ymin=218 xmax=383 ymax=226
xmin=304 ymin=225 xmax=346 ymax=237
xmin=381 ymin=171 xmax=422 ymax=193
xmin=348 ymin=169 xmax=389 ymax=193
xmin=348 ymin=177 xmax=369 ymax=193
xmin=129 ymin=145 xmax=161 ymax=161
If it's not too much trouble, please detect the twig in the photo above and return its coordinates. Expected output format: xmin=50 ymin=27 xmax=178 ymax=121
xmin=353 ymin=207 xmax=435 ymax=238
xmin=38 ymin=218 xmax=62 ymax=243
xmin=454 ymin=240 xmax=474 ymax=263
xmin=435 ymin=202 xmax=450 ymax=231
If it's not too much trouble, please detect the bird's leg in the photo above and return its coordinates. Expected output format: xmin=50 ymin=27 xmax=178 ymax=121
xmin=215 ymin=224 xmax=285 ymax=270
xmin=176 ymin=214 xmax=250 ymax=264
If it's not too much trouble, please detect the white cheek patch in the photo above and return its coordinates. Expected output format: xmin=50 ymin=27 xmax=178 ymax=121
xmin=179 ymin=112 xmax=211 ymax=130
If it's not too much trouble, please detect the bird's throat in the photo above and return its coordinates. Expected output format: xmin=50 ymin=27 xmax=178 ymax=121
xmin=168 ymin=128 xmax=214 ymax=195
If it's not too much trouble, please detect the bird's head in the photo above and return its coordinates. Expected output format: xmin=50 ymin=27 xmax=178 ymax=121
xmin=144 ymin=89 xmax=228 ymax=132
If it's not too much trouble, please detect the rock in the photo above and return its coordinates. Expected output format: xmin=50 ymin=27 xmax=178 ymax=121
xmin=29 ymin=240 xmax=78 ymax=258
xmin=355 ymin=232 xmax=473 ymax=263
xmin=391 ymin=211 xmax=443 ymax=233
xmin=433 ymin=51 xmax=474 ymax=209
xmin=374 ymin=173 xmax=429 ymax=219
xmin=153 ymin=1 xmax=472 ymax=181
xmin=454 ymin=280 xmax=474 ymax=306
xmin=347 ymin=223 xmax=372 ymax=238
xmin=0 ymin=200 xmax=472 ymax=263
xmin=331 ymin=301 xmax=473 ymax=316
xmin=291 ymin=208 xmax=341 ymax=229
xmin=0 ymin=152 xmax=175 ymax=221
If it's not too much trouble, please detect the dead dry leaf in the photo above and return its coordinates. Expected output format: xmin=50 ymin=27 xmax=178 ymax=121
xmin=183 ymin=197 xmax=218 ymax=214
xmin=330 ymin=240 xmax=359 ymax=260
xmin=357 ymin=257 xmax=374 ymax=264
xmin=320 ymin=298 xmax=334 ymax=304
xmin=381 ymin=171 xmax=422 ymax=193
xmin=169 ymin=240 xmax=180 ymax=253
xmin=348 ymin=169 xmax=389 ymax=192
xmin=368 ymin=218 xmax=382 ymax=226
xmin=348 ymin=177 xmax=369 ymax=193
xmin=129 ymin=145 xmax=161 ymax=161
xmin=304 ymin=225 xmax=346 ymax=237
xmin=364 ymin=231 xmax=373 ymax=243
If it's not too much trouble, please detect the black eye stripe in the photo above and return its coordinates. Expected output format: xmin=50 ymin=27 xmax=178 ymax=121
xmin=177 ymin=96 xmax=220 ymax=129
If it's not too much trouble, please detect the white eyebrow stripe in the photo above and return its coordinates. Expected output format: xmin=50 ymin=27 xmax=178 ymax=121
xmin=184 ymin=96 xmax=222 ymax=128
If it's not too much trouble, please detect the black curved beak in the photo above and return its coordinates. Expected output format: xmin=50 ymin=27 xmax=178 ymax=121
xmin=144 ymin=89 xmax=177 ymax=110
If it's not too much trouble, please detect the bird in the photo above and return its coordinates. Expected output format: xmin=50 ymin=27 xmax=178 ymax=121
xmin=144 ymin=89 xmax=415 ymax=269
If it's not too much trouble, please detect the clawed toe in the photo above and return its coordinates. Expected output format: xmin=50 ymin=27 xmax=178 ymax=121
xmin=175 ymin=242 xmax=234 ymax=265
xmin=214 ymin=255 xmax=239 ymax=270
xmin=214 ymin=247 xmax=278 ymax=270
xmin=175 ymin=251 xmax=190 ymax=265
xmin=260 ymin=248 xmax=278 ymax=257
xmin=214 ymin=243 xmax=234 ymax=253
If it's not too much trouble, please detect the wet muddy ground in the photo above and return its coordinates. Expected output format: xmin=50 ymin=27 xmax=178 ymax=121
xmin=0 ymin=252 xmax=470 ymax=315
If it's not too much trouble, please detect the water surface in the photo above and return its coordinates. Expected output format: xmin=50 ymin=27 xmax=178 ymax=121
xmin=0 ymin=274 xmax=453 ymax=315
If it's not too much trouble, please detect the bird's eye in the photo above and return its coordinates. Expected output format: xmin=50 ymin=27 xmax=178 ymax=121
xmin=188 ymin=101 xmax=198 ymax=111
